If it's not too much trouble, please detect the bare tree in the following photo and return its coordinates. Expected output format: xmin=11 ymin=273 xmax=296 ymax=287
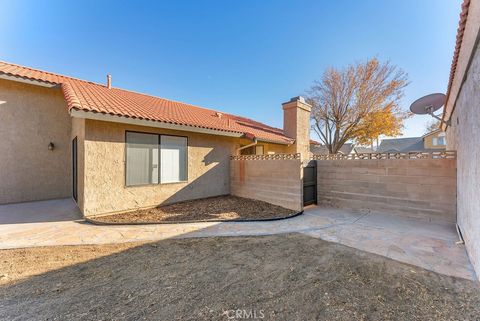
xmin=306 ymin=58 xmax=408 ymax=154
xmin=425 ymin=119 xmax=441 ymax=134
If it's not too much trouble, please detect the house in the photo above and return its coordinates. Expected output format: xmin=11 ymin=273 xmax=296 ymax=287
xmin=377 ymin=129 xmax=446 ymax=153
xmin=0 ymin=61 xmax=312 ymax=217
xmin=310 ymin=141 xmax=355 ymax=155
xmin=422 ymin=129 xmax=447 ymax=150
xmin=441 ymin=0 xmax=480 ymax=279
xmin=353 ymin=146 xmax=373 ymax=154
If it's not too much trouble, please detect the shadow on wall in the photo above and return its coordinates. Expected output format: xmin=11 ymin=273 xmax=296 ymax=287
xmin=160 ymin=144 xmax=233 ymax=205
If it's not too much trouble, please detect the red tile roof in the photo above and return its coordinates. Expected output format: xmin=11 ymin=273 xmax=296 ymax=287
xmin=0 ymin=61 xmax=294 ymax=145
xmin=443 ymin=0 xmax=470 ymax=123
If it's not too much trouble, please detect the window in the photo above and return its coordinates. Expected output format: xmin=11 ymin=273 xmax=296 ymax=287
xmin=437 ymin=132 xmax=446 ymax=146
xmin=126 ymin=132 xmax=187 ymax=186
xmin=126 ymin=132 xmax=159 ymax=186
xmin=160 ymin=135 xmax=187 ymax=183
xmin=432 ymin=137 xmax=438 ymax=146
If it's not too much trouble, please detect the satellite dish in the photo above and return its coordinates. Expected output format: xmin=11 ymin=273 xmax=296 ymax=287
xmin=410 ymin=93 xmax=446 ymax=115
xmin=409 ymin=93 xmax=450 ymax=127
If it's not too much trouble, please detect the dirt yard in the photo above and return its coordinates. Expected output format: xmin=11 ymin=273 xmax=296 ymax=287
xmin=1 ymin=234 xmax=479 ymax=321
xmin=92 ymin=195 xmax=296 ymax=223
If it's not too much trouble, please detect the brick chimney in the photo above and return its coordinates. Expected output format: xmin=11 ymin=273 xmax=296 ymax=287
xmin=282 ymin=96 xmax=311 ymax=160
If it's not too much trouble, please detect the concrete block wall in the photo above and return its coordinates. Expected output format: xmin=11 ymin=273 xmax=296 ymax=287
xmin=317 ymin=159 xmax=457 ymax=223
xmin=230 ymin=159 xmax=303 ymax=211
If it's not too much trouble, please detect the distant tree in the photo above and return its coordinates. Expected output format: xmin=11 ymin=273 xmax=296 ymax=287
xmin=352 ymin=106 xmax=410 ymax=149
xmin=425 ymin=119 xmax=441 ymax=134
xmin=306 ymin=58 xmax=409 ymax=154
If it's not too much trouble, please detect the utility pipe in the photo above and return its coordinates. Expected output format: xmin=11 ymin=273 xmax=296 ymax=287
xmin=236 ymin=138 xmax=258 ymax=154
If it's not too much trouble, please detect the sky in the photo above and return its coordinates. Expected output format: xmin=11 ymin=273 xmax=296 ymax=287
xmin=0 ymin=0 xmax=461 ymax=140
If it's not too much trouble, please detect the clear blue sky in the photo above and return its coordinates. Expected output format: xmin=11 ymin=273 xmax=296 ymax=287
xmin=1 ymin=0 xmax=460 ymax=138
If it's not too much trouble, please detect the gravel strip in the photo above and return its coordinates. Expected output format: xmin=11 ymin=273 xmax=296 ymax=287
xmin=92 ymin=195 xmax=296 ymax=224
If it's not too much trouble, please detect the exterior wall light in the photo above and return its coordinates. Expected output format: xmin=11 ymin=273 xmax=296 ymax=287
xmin=48 ymin=142 xmax=55 ymax=151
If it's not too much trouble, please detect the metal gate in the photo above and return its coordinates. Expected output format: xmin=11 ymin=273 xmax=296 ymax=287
xmin=303 ymin=160 xmax=317 ymax=206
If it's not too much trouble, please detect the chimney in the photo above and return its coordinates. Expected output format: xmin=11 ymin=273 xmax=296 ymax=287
xmin=107 ymin=74 xmax=112 ymax=89
xmin=282 ymin=96 xmax=312 ymax=160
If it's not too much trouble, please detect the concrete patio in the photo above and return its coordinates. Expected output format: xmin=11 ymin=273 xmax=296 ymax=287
xmin=0 ymin=198 xmax=475 ymax=280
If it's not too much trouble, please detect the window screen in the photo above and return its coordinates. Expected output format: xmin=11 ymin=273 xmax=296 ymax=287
xmin=126 ymin=132 xmax=159 ymax=186
xmin=161 ymin=136 xmax=187 ymax=183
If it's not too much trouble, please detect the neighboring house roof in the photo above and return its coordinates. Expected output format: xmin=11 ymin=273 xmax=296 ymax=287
xmin=354 ymin=147 xmax=373 ymax=154
xmin=379 ymin=128 xmax=447 ymax=153
xmin=0 ymin=61 xmax=294 ymax=145
xmin=310 ymin=143 xmax=354 ymax=155
xmin=340 ymin=143 xmax=354 ymax=154
xmin=421 ymin=128 xmax=443 ymax=138
xmin=377 ymin=137 xmax=425 ymax=153
xmin=310 ymin=144 xmax=329 ymax=155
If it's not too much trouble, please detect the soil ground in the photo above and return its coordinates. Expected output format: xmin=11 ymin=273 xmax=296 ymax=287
xmin=0 ymin=234 xmax=479 ymax=320
xmin=92 ymin=195 xmax=296 ymax=223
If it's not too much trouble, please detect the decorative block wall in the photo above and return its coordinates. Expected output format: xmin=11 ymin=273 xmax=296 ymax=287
xmin=230 ymin=156 xmax=303 ymax=211
xmin=316 ymin=157 xmax=457 ymax=223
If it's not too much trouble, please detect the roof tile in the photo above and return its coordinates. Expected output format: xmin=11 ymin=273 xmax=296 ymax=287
xmin=0 ymin=61 xmax=294 ymax=145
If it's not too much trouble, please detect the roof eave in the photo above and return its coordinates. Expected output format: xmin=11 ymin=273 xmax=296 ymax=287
xmin=70 ymin=109 xmax=245 ymax=138
xmin=256 ymin=137 xmax=294 ymax=146
xmin=442 ymin=0 xmax=473 ymax=130
xmin=0 ymin=73 xmax=59 ymax=88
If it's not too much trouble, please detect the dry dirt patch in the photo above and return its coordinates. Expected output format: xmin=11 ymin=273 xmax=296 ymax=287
xmin=91 ymin=195 xmax=296 ymax=223
xmin=0 ymin=234 xmax=479 ymax=320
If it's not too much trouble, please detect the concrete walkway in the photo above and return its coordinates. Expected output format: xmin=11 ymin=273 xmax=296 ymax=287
xmin=0 ymin=199 xmax=475 ymax=280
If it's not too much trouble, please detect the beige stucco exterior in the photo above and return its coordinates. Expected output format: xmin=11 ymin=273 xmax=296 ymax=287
xmin=282 ymin=97 xmax=311 ymax=160
xmin=443 ymin=0 xmax=480 ymax=280
xmin=80 ymin=119 xmax=291 ymax=216
xmin=0 ymin=79 xmax=72 ymax=204
xmin=0 ymin=76 xmax=301 ymax=218
xmin=237 ymin=138 xmax=291 ymax=155
xmin=445 ymin=31 xmax=480 ymax=279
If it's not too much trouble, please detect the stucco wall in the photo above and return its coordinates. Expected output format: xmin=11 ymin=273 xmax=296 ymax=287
xmin=230 ymin=159 xmax=303 ymax=211
xmin=317 ymin=159 xmax=456 ymax=223
xmin=237 ymin=138 xmax=291 ymax=155
xmin=282 ymin=99 xmax=311 ymax=160
xmin=446 ymin=41 xmax=480 ymax=278
xmin=82 ymin=119 xmax=243 ymax=216
xmin=0 ymin=79 xmax=72 ymax=204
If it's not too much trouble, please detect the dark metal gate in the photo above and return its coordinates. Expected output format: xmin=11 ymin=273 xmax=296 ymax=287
xmin=303 ymin=160 xmax=317 ymax=206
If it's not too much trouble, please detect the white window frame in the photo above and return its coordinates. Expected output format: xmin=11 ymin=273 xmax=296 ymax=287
xmin=125 ymin=131 xmax=188 ymax=186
